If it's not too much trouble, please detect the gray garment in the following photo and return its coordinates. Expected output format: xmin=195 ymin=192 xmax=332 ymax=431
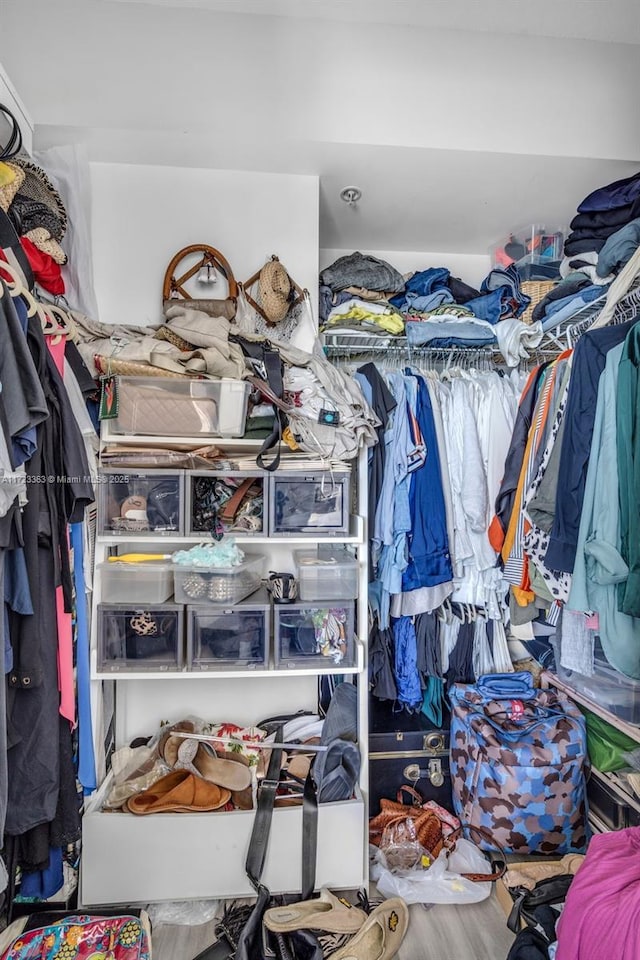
xmin=320 ymin=252 xmax=405 ymax=294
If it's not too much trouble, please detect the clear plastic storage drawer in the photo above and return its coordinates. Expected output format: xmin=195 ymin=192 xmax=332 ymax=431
xmin=269 ymin=470 xmax=351 ymax=536
xmin=274 ymin=601 xmax=356 ymax=669
xmin=553 ymin=639 xmax=640 ymax=726
xmin=294 ymin=548 xmax=358 ymax=601
xmin=98 ymin=558 xmax=174 ymax=603
xmin=186 ymin=471 xmax=266 ymax=537
xmin=187 ymin=590 xmax=269 ymax=671
xmin=173 ymin=555 xmax=266 ymax=605
xmin=108 ymin=377 xmax=250 ymax=438
xmin=98 ymin=469 xmax=183 ymax=537
xmin=97 ymin=603 xmax=183 ymax=672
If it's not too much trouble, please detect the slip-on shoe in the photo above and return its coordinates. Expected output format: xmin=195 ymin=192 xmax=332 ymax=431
xmin=329 ymin=898 xmax=409 ymax=960
xmin=264 ymin=888 xmax=367 ymax=934
xmin=126 ymin=769 xmax=231 ymax=814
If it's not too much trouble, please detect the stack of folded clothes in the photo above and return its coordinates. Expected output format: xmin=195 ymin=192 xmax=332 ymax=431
xmin=320 ymin=253 xmax=546 ymax=364
xmin=562 ymin=169 xmax=640 ymax=284
xmin=319 ymin=251 xmax=406 ymax=334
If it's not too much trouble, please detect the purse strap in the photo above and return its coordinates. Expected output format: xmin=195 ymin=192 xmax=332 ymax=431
xmin=219 ymin=478 xmax=256 ymax=521
xmin=446 ymin=823 xmax=507 ymax=882
xmin=396 ymin=784 xmax=424 ymax=807
xmin=245 ymin=727 xmax=284 ymax=891
xmin=245 ymin=726 xmax=319 ymax=899
xmin=0 ymin=104 xmax=22 ymax=160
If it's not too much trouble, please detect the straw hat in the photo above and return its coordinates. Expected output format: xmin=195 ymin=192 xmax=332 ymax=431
xmin=0 ymin=162 xmax=25 ymax=213
xmin=258 ymin=256 xmax=292 ymax=324
xmin=24 ymin=227 xmax=67 ymax=265
xmin=11 ymin=157 xmax=67 ymax=237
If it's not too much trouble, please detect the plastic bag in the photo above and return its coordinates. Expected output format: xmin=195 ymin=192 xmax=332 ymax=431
xmin=145 ymin=899 xmax=220 ymax=926
xmin=370 ymin=838 xmax=493 ymax=905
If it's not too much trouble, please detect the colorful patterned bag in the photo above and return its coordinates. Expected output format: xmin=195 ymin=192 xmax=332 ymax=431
xmin=449 ymin=673 xmax=589 ymax=855
xmin=0 ymin=912 xmax=151 ymax=960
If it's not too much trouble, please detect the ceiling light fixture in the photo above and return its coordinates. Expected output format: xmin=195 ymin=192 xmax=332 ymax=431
xmin=340 ymin=185 xmax=362 ymax=206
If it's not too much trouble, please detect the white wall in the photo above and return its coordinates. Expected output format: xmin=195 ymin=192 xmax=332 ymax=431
xmin=90 ymin=162 xmax=319 ymax=348
xmin=320 ymin=248 xmax=491 ymax=289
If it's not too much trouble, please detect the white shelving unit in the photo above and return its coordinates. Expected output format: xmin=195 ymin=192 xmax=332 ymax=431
xmin=81 ymin=438 xmax=370 ymax=907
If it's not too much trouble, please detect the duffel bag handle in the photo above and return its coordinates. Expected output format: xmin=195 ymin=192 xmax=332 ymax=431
xmin=465 ymin=705 xmax=585 ymax=744
xmin=475 ymin=673 xmax=536 ymax=700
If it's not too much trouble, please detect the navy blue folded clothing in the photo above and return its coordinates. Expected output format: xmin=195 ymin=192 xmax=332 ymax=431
xmin=570 ymin=202 xmax=640 ymax=231
xmin=577 ymin=169 xmax=640 ymax=213
xmin=563 ymin=235 xmax=607 ymax=257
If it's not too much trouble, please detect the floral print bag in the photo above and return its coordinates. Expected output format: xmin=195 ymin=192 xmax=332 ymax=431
xmin=0 ymin=912 xmax=151 ymax=960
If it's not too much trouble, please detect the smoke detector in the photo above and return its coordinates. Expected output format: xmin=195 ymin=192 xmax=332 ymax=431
xmin=340 ymin=186 xmax=362 ymax=205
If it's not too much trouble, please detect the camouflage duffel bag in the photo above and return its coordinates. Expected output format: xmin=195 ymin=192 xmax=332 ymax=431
xmin=450 ymin=672 xmax=589 ymax=856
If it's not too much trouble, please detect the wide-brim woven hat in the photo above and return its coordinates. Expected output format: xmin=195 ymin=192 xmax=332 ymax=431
xmin=11 ymin=157 xmax=67 ymax=237
xmin=0 ymin=161 xmax=25 ymax=214
xmin=25 ymin=227 xmax=67 ymax=265
xmin=259 ymin=256 xmax=292 ymax=324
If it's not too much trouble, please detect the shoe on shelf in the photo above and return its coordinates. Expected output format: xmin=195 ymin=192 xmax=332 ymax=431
xmin=329 ymin=898 xmax=409 ymax=960
xmin=263 ymin=888 xmax=367 ymax=934
xmin=125 ymin=769 xmax=231 ymax=814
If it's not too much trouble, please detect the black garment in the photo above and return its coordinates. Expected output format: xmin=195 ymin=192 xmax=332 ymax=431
xmin=445 ymin=622 xmax=475 ymax=691
xmin=531 ymin=275 xmax=591 ymax=324
xmin=356 ymin=363 xmax=396 ymax=580
xmin=545 ymin=317 xmax=638 ymax=573
xmin=446 ymin=276 xmax=481 ymax=304
xmin=415 ymin=612 xmax=442 ymax=678
xmin=570 ymin=201 xmax=640 ymax=231
xmin=563 ymin=235 xmax=607 ymax=257
xmin=565 ymin=223 xmax=623 ymax=243
xmin=369 ymin=620 xmax=397 ymax=702
xmin=65 ymin=340 xmax=98 ymax=398
xmin=7 ymin=317 xmax=93 ymax=837
xmin=506 ymin=928 xmax=550 ymax=960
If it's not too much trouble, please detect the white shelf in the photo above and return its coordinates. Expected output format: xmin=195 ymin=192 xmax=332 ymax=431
xmin=542 ymin=669 xmax=640 ymax=745
xmin=92 ymin=640 xmax=366 ymax=680
xmin=96 ymin=514 xmax=365 ymax=546
xmin=82 ymin=776 xmax=365 ymax=905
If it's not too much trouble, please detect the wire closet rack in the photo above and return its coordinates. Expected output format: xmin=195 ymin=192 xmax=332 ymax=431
xmin=322 ymin=277 xmax=640 ymax=367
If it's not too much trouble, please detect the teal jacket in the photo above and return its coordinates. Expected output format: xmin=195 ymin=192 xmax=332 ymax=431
xmin=617 ymin=323 xmax=640 ymax=617
xmin=568 ymin=340 xmax=640 ymax=679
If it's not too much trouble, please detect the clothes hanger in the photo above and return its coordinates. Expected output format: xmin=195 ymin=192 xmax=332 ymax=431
xmin=0 ymin=260 xmax=40 ymax=317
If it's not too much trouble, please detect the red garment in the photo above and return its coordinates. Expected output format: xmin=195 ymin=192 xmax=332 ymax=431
xmin=19 ymin=236 xmax=65 ymax=295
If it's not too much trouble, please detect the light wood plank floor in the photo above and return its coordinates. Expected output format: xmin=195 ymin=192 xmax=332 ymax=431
xmin=153 ymin=892 xmax=515 ymax=960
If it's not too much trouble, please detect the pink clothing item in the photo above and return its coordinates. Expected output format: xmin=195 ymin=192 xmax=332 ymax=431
xmin=56 ymin=584 xmax=75 ymax=726
xmin=46 ymin=333 xmax=66 ymax=377
xmin=556 ymin=827 xmax=640 ymax=960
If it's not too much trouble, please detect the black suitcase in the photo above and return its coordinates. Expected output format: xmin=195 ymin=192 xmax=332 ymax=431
xmin=368 ymin=697 xmax=452 ymax=816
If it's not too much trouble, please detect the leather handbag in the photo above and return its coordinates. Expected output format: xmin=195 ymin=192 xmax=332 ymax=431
xmin=369 ymin=785 xmax=451 ymax=857
xmin=162 ymin=244 xmax=238 ymax=320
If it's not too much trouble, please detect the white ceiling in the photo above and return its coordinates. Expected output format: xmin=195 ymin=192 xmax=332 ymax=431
xmin=2 ymin=0 xmax=640 ymax=255
xmin=106 ymin=0 xmax=640 ymax=45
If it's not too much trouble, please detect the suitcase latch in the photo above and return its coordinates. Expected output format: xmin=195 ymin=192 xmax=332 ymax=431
xmin=422 ymin=733 xmax=445 ymax=755
xmin=403 ymin=763 xmax=421 ymax=783
xmin=428 ymin=759 xmax=445 ymax=788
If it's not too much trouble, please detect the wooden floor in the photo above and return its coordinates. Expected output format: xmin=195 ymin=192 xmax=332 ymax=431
xmin=153 ymin=892 xmax=515 ymax=960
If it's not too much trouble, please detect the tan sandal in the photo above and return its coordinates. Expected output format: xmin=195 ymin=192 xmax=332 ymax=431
xmin=264 ymin=888 xmax=367 ymax=934
xmin=329 ymin=898 xmax=409 ymax=960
